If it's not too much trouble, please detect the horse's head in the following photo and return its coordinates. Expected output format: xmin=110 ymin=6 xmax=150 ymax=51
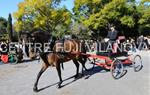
xmin=30 ymin=31 xmax=51 ymax=43
xmin=21 ymin=32 xmax=33 ymax=43
xmin=29 ymin=31 xmax=57 ymax=52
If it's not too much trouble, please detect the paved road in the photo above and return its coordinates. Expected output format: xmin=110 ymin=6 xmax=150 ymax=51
xmin=0 ymin=51 xmax=150 ymax=95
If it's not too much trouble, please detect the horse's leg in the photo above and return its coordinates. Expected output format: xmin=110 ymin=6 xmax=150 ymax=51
xmin=78 ymin=58 xmax=85 ymax=75
xmin=78 ymin=56 xmax=88 ymax=71
xmin=33 ymin=63 xmax=48 ymax=92
xmin=72 ymin=59 xmax=80 ymax=79
xmin=56 ymin=62 xmax=63 ymax=89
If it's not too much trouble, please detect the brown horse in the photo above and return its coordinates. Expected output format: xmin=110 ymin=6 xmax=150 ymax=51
xmin=33 ymin=37 xmax=88 ymax=92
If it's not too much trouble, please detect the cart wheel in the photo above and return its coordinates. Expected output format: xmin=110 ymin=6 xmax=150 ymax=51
xmin=111 ymin=59 xmax=124 ymax=79
xmin=87 ymin=58 xmax=96 ymax=69
xmin=10 ymin=55 xmax=18 ymax=64
xmin=133 ymin=55 xmax=143 ymax=72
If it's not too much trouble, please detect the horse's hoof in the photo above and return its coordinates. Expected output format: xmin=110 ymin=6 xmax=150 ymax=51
xmin=74 ymin=75 xmax=79 ymax=79
xmin=81 ymin=73 xmax=85 ymax=77
xmin=57 ymin=81 xmax=62 ymax=89
xmin=57 ymin=85 xmax=62 ymax=89
xmin=33 ymin=87 xmax=38 ymax=92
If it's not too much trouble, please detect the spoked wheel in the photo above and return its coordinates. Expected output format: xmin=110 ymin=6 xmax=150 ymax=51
xmin=111 ymin=59 xmax=125 ymax=79
xmin=9 ymin=54 xmax=18 ymax=64
xmin=87 ymin=57 xmax=96 ymax=69
xmin=132 ymin=55 xmax=143 ymax=72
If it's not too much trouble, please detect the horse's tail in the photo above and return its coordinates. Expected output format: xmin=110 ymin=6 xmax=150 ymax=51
xmin=61 ymin=62 xmax=64 ymax=70
xmin=81 ymin=40 xmax=88 ymax=61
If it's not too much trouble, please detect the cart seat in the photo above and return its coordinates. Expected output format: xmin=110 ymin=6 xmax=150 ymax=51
xmin=116 ymin=56 xmax=128 ymax=60
xmin=96 ymin=51 xmax=128 ymax=58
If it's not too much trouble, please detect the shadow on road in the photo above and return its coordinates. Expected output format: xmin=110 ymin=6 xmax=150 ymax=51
xmin=37 ymin=75 xmax=76 ymax=92
xmin=23 ymin=58 xmax=39 ymax=63
xmin=37 ymin=66 xmax=111 ymax=92
xmin=83 ymin=66 xmax=110 ymax=79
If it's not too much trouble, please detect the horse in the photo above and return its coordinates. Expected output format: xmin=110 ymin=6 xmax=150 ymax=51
xmin=33 ymin=36 xmax=88 ymax=92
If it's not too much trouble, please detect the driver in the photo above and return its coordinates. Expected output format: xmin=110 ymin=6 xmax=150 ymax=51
xmin=104 ymin=25 xmax=119 ymax=53
xmin=106 ymin=26 xmax=118 ymax=42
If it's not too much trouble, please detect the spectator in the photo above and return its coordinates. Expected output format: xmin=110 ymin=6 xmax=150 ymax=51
xmin=137 ymin=35 xmax=144 ymax=50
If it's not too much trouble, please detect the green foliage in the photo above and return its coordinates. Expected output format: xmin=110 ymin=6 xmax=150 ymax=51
xmin=138 ymin=0 xmax=150 ymax=35
xmin=71 ymin=22 xmax=91 ymax=39
xmin=120 ymin=16 xmax=135 ymax=27
xmin=0 ymin=17 xmax=7 ymax=33
xmin=0 ymin=17 xmax=9 ymax=40
xmin=53 ymin=24 xmax=71 ymax=38
xmin=13 ymin=0 xmax=72 ymax=35
xmin=74 ymin=0 xmax=150 ymax=37
xmin=7 ymin=13 xmax=13 ymax=41
xmin=13 ymin=0 xmax=150 ymax=39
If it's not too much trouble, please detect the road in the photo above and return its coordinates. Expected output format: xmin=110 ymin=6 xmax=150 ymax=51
xmin=0 ymin=51 xmax=150 ymax=95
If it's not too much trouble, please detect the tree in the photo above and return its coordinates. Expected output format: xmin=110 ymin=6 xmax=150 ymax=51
xmin=138 ymin=0 xmax=150 ymax=35
xmin=73 ymin=0 xmax=148 ymax=38
xmin=0 ymin=17 xmax=7 ymax=33
xmin=13 ymin=0 xmax=72 ymax=35
xmin=71 ymin=22 xmax=91 ymax=39
xmin=0 ymin=17 xmax=8 ymax=40
xmin=7 ymin=13 xmax=13 ymax=41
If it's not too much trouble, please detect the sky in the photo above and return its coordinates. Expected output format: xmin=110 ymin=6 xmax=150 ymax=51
xmin=0 ymin=0 xmax=23 ymax=19
xmin=0 ymin=0 xmax=74 ymax=22
xmin=60 ymin=0 xmax=74 ymax=12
